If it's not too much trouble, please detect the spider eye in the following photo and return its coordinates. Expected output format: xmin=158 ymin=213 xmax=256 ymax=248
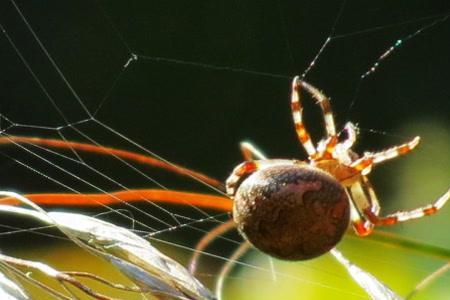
xmin=233 ymin=164 xmax=350 ymax=260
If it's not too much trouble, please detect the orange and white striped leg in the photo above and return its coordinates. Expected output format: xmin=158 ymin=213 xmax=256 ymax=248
xmin=371 ymin=136 xmax=420 ymax=164
xmin=332 ymin=122 xmax=358 ymax=163
xmin=295 ymin=78 xmax=336 ymax=137
xmin=240 ymin=141 xmax=267 ymax=161
xmin=291 ymin=77 xmax=317 ymax=157
xmin=347 ymin=174 xmax=384 ymax=236
xmin=350 ymin=136 xmax=420 ymax=175
xmin=226 ymin=160 xmax=260 ymax=196
xmin=316 ymin=135 xmax=339 ymax=159
xmin=349 ymin=198 xmax=374 ymax=236
xmin=341 ymin=122 xmax=358 ymax=150
xmin=226 ymin=159 xmax=297 ymax=196
xmin=363 ymin=188 xmax=450 ymax=226
xmin=291 ymin=77 xmax=338 ymax=159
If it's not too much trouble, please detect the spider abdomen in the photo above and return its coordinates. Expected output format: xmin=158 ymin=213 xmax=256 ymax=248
xmin=233 ymin=164 xmax=350 ymax=260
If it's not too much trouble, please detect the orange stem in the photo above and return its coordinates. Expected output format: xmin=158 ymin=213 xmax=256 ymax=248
xmin=0 ymin=136 xmax=224 ymax=189
xmin=0 ymin=189 xmax=232 ymax=212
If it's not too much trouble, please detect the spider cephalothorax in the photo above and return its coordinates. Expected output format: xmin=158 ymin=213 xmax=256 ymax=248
xmin=225 ymin=77 xmax=449 ymax=260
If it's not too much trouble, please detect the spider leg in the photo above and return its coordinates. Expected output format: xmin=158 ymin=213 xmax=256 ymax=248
xmin=341 ymin=122 xmax=358 ymax=150
xmin=226 ymin=159 xmax=297 ymax=195
xmin=291 ymin=77 xmax=317 ymax=157
xmin=363 ymin=188 xmax=450 ymax=226
xmin=295 ymin=78 xmax=337 ymax=136
xmin=330 ymin=122 xmax=358 ymax=164
xmin=350 ymin=203 xmax=374 ymax=236
xmin=316 ymin=135 xmax=339 ymax=159
xmin=349 ymin=176 xmax=381 ymax=215
xmin=226 ymin=161 xmax=260 ymax=195
xmin=350 ymin=136 xmax=420 ymax=175
xmin=291 ymin=77 xmax=337 ymax=158
xmin=347 ymin=177 xmax=380 ymax=236
xmin=371 ymin=136 xmax=420 ymax=164
xmin=240 ymin=141 xmax=267 ymax=160
xmin=189 ymin=219 xmax=236 ymax=275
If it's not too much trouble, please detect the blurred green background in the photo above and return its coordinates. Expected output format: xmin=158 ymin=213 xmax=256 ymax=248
xmin=1 ymin=0 xmax=449 ymax=299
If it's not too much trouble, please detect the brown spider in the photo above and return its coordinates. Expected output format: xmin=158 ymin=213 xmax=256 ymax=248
xmin=217 ymin=76 xmax=449 ymax=261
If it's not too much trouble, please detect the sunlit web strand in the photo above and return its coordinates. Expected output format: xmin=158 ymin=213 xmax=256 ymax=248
xmin=143 ymin=213 xmax=238 ymax=243
xmin=0 ymin=199 xmax=237 ymax=250
xmin=332 ymin=11 xmax=450 ymax=40
xmin=3 ymin=132 xmax=181 ymax=227
xmin=301 ymin=0 xmax=347 ymax=79
xmin=129 ymin=54 xmax=290 ymax=80
xmin=2 ymin=130 xmax=176 ymax=225
xmin=0 ymin=223 xmax=67 ymax=240
xmin=361 ymin=13 xmax=450 ymax=79
xmin=55 ymin=130 xmax=89 ymax=165
xmin=0 ymin=127 xmax=232 ymax=227
xmin=302 ymin=9 xmax=450 ymax=83
xmin=0 ymin=134 xmax=241 ymax=245
xmin=0 ymin=154 xmax=243 ymax=254
xmin=0 ymin=122 xmax=243 ymax=248
xmin=344 ymin=12 xmax=450 ymax=119
xmin=0 ymin=145 xmax=238 ymax=246
xmin=0 ymin=136 xmax=160 ymax=232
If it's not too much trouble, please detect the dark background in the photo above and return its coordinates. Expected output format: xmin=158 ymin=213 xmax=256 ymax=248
xmin=1 ymin=1 xmax=449 ymax=173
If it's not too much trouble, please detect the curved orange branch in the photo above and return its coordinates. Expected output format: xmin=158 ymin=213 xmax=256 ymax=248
xmin=0 ymin=189 xmax=232 ymax=212
xmin=0 ymin=136 xmax=224 ymax=189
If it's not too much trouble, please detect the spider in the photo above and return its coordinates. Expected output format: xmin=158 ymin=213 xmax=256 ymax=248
xmin=222 ymin=76 xmax=450 ymax=261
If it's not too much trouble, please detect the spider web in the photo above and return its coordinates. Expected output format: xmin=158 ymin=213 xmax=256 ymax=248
xmin=0 ymin=0 xmax=449 ymax=299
